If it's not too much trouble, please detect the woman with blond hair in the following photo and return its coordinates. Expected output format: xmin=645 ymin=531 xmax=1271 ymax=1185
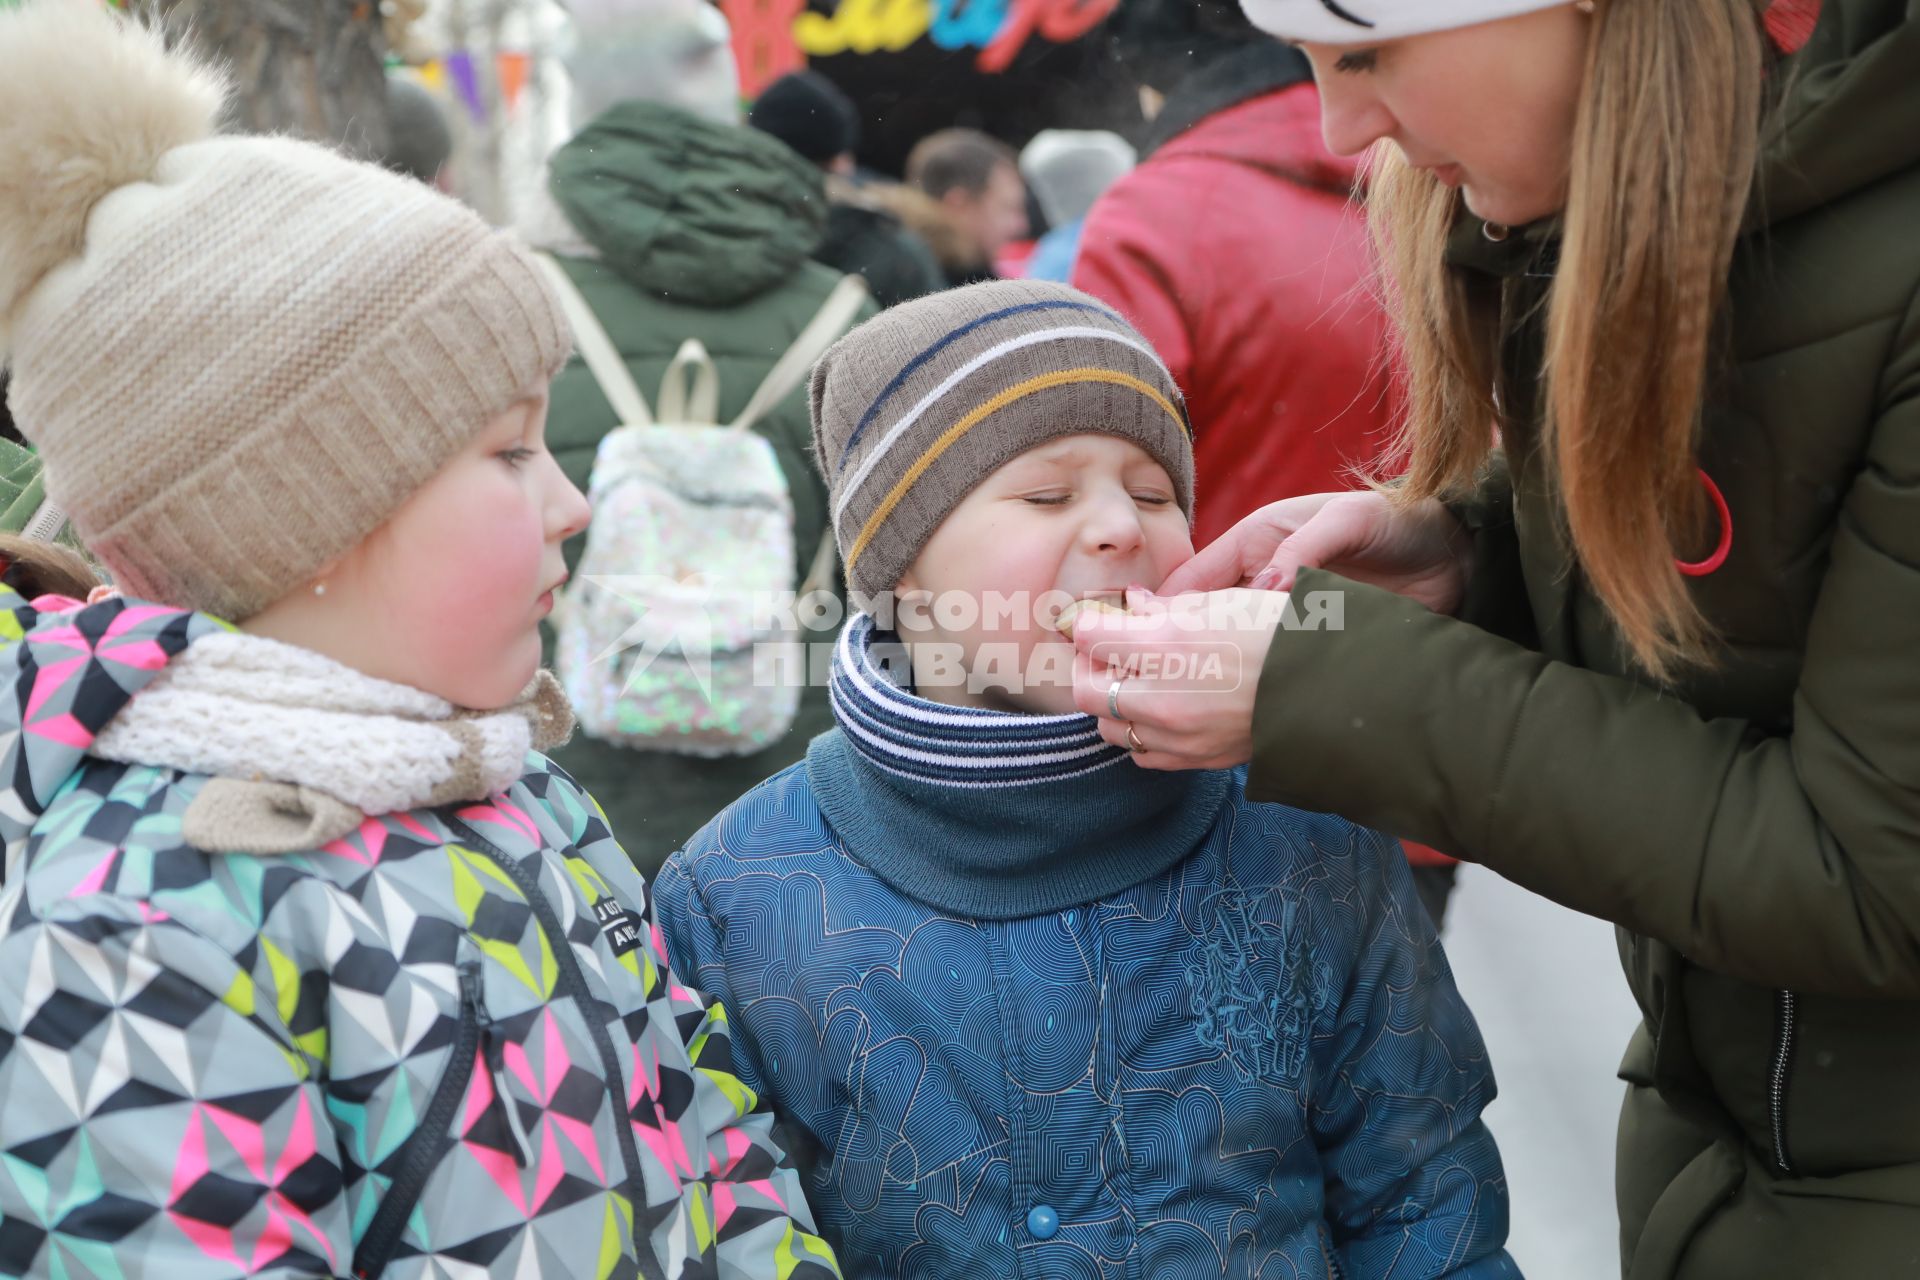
xmin=1065 ymin=0 xmax=1920 ymax=1273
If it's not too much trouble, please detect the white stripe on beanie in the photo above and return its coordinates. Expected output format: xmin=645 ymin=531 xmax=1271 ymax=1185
xmin=830 ymin=324 xmax=1167 ymax=526
xmin=1239 ymin=0 xmax=1576 ymax=42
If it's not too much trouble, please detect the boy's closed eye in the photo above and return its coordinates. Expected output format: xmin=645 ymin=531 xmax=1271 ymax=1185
xmin=1018 ymin=488 xmax=1177 ymax=507
xmin=999 ymin=450 xmax=1179 ymax=508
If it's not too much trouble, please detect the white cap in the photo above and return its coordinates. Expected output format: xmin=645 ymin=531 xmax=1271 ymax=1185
xmin=563 ymin=0 xmax=741 ymax=127
xmin=1019 ymin=130 xmax=1137 ymax=228
xmin=1238 ymin=0 xmax=1575 ymax=43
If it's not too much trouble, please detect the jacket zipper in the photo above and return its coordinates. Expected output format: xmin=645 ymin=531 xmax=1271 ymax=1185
xmin=1318 ymin=1222 xmax=1346 ymax=1280
xmin=451 ymin=819 xmax=667 ymax=1280
xmin=469 ymin=977 xmax=536 ymax=1169
xmin=352 ymin=963 xmax=484 ymax=1280
xmin=1769 ymin=988 xmax=1797 ymax=1175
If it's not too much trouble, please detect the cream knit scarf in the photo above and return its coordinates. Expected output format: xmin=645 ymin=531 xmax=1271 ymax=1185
xmin=91 ymin=631 xmax=575 ymax=855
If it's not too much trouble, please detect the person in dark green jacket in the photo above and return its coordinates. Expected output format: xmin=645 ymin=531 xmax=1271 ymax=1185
xmin=524 ymin=99 xmax=878 ymax=877
xmin=1060 ymin=0 xmax=1920 ymax=1275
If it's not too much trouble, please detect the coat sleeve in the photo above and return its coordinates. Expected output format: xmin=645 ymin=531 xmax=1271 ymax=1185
xmin=1250 ymin=295 xmax=1920 ymax=997
xmin=636 ymin=850 xmax=841 ymax=1277
xmin=0 ymin=918 xmax=351 ymax=1278
xmin=1072 ymin=174 xmax=1198 ymax=394
xmin=1442 ymin=452 xmax=1539 ymax=651
xmin=649 ymin=851 xmax=773 ymax=1101
xmin=1309 ymin=831 xmax=1520 ymax=1279
xmin=654 ymin=844 xmax=831 ymax=1186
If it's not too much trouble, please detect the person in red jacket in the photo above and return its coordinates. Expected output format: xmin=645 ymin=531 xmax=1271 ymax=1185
xmin=1076 ymin=1 xmax=1458 ymax=922
xmin=1078 ymin=5 xmax=1395 ymax=548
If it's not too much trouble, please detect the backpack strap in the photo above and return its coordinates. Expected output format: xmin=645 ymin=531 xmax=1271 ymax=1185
xmin=728 ymin=274 xmax=870 ymax=434
xmin=796 ymin=527 xmax=839 ymax=600
xmin=656 ymin=338 xmax=721 ymax=426
xmin=535 ymin=253 xmax=653 ymax=428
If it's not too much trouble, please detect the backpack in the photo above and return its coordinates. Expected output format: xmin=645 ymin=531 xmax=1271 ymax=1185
xmin=535 ymin=255 xmax=868 ymax=757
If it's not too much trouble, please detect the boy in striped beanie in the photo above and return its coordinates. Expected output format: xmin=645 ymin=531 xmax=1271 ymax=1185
xmin=814 ymin=279 xmax=1193 ymax=614
xmin=811 ymin=278 xmax=1196 ymax=712
xmin=653 ymin=281 xmax=1517 ymax=1279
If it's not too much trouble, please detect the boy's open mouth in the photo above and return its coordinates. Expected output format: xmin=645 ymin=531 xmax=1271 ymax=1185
xmin=1040 ymin=589 xmax=1131 ymax=638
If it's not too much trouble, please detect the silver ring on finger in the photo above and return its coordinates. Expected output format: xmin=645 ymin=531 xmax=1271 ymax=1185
xmin=1107 ymin=677 xmax=1126 ymax=721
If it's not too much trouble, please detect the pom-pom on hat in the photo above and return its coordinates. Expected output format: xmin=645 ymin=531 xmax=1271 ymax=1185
xmin=0 ymin=0 xmax=571 ymax=623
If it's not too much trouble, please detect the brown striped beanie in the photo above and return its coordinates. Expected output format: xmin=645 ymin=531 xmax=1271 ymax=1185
xmin=810 ymin=280 xmax=1193 ymax=601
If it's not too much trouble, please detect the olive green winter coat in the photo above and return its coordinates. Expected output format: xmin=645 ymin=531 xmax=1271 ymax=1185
xmin=1246 ymin=4 xmax=1920 ymax=1276
xmin=538 ymin=101 xmax=877 ymax=876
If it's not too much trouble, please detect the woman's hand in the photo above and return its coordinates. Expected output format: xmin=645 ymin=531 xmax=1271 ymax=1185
xmin=1159 ymin=490 xmax=1473 ymax=617
xmin=1069 ymin=493 xmax=1473 ymax=771
xmin=1069 ymin=588 xmax=1284 ymax=771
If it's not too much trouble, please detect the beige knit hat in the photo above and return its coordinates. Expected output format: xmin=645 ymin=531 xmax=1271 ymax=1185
xmin=0 ymin=0 xmax=571 ymax=623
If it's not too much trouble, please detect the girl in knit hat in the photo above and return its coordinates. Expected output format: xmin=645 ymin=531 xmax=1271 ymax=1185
xmin=652 ymin=279 xmax=1519 ymax=1278
xmin=0 ymin=3 xmax=838 ymax=1277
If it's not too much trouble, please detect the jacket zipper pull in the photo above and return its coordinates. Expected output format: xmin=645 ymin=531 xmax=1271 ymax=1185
xmin=458 ymin=961 xmax=485 ymax=1011
xmin=461 ymin=964 xmax=535 ymax=1170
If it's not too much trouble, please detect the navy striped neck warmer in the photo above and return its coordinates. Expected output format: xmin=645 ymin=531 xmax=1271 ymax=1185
xmin=804 ymin=614 xmax=1234 ymax=919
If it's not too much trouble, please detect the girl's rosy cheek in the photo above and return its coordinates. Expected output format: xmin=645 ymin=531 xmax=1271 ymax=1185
xmin=400 ymin=488 xmax=544 ymax=661
xmin=446 ymin=511 xmax=542 ymax=630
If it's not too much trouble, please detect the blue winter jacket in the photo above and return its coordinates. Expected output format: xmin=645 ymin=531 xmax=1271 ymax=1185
xmin=654 ymin=616 xmax=1519 ymax=1279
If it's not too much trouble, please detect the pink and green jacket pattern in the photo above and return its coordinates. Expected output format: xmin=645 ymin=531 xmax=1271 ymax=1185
xmin=0 ymin=587 xmax=840 ymax=1280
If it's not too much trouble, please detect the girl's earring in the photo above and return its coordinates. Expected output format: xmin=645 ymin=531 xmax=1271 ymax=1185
xmin=313 ymin=582 xmax=328 ymax=598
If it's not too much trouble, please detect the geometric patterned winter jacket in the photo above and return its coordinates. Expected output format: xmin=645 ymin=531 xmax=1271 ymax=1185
xmin=0 ymin=589 xmax=841 ymax=1280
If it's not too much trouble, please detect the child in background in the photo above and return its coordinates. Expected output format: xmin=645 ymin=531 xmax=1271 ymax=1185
xmin=0 ymin=3 xmax=836 ymax=1277
xmin=654 ymin=279 xmax=1519 ymax=1278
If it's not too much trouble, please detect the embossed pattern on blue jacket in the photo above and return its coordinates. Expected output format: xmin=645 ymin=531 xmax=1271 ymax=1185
xmin=654 ymin=616 xmax=1521 ymax=1279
